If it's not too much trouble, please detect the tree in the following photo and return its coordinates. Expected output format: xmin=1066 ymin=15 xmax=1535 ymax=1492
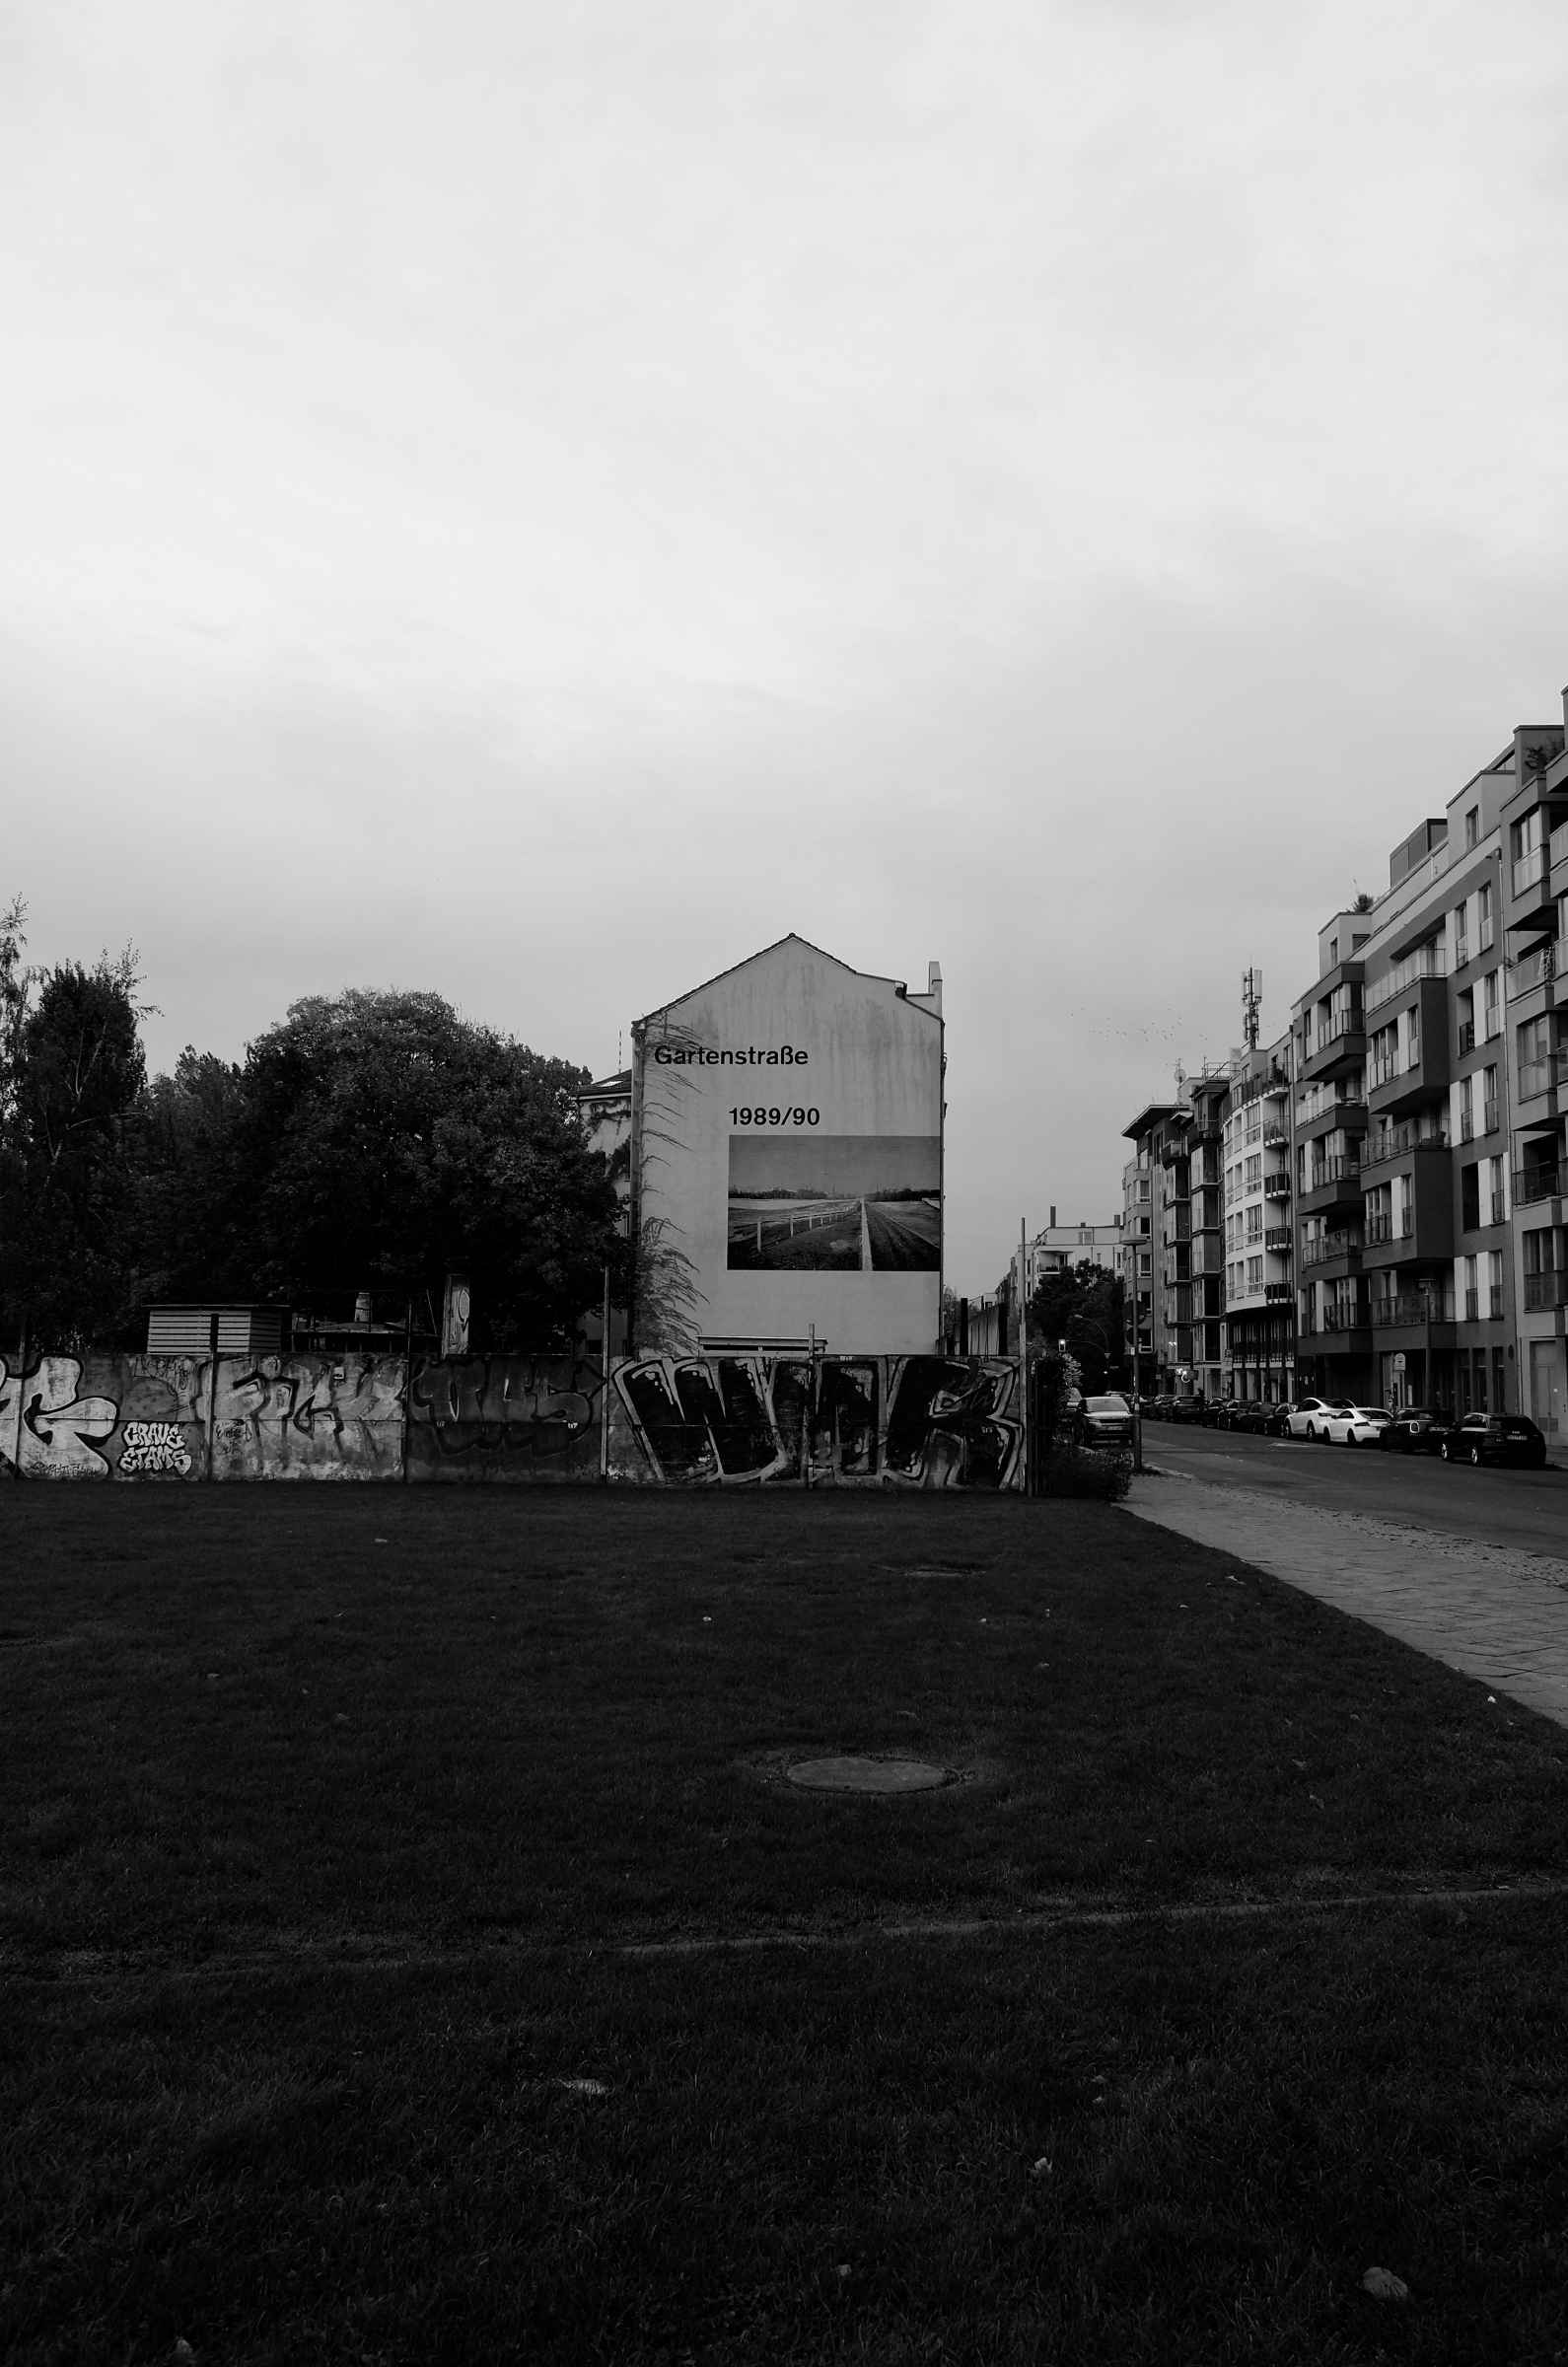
xmin=1027 ymin=1262 xmax=1125 ymax=1392
xmin=0 ymin=910 xmax=151 ymax=1348
xmin=138 ymin=989 xmax=623 ymax=1350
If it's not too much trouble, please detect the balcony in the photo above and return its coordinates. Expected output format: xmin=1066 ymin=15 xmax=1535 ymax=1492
xmin=1365 ymin=943 xmax=1448 ymax=1015
xmin=1371 ymin=1294 xmax=1447 ymax=1329
xmin=1514 ymin=1164 xmax=1561 ymax=1206
xmin=1300 ymin=1156 xmax=1362 ymax=1213
xmin=1304 ymin=1012 xmax=1367 ymax=1083
xmin=1264 ymin=1281 xmax=1293 ymax=1304
xmin=1507 ymin=942 xmax=1558 ymax=1000
xmin=1361 ymin=1124 xmax=1449 ymax=1174
xmin=1262 ymin=1173 xmax=1292 ymax=1200
xmin=1525 ymin=1271 xmax=1568 ymax=1312
xmin=1365 ymin=1213 xmax=1393 ymax=1246
xmin=1512 ymin=844 xmax=1549 ymax=899
xmin=1264 ymin=1226 xmax=1292 ymax=1253
xmin=1302 ymin=1231 xmax=1362 ymax=1269
xmin=1163 ymin=1213 xmax=1192 ymax=1245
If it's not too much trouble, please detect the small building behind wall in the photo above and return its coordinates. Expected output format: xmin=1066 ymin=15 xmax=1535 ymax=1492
xmin=624 ymin=935 xmax=945 ymax=1355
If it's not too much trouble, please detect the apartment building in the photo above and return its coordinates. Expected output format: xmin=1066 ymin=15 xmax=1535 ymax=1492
xmin=1121 ymin=1104 xmax=1180 ymax=1395
xmin=1292 ymin=755 xmax=1520 ymax=1411
xmin=1500 ymin=705 xmax=1568 ymax=1439
xmin=1029 ymin=1212 xmax=1125 ymax=1288
xmin=1221 ymin=1037 xmax=1295 ymax=1402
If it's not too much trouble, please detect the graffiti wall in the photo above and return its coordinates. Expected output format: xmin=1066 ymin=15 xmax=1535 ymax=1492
xmin=0 ymin=1350 xmax=1021 ymax=1489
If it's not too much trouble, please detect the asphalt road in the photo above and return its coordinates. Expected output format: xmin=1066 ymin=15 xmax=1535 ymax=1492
xmin=1141 ymin=1420 xmax=1568 ymax=1565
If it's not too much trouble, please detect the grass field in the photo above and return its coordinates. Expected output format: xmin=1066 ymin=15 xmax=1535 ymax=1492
xmin=5 ymin=1486 xmax=1568 ymax=2364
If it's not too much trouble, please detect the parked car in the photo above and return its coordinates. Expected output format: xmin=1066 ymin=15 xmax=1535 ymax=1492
xmin=1320 ymin=1403 xmax=1394 ymax=1448
xmin=1283 ymin=1396 xmax=1350 ymax=1442
xmin=1229 ymin=1400 xmax=1271 ymax=1434
xmin=1200 ymin=1397 xmax=1239 ymax=1428
xmin=1264 ymin=1401 xmax=1299 ymax=1437
xmin=1075 ymin=1394 xmax=1135 ymax=1448
xmin=1144 ymin=1395 xmax=1174 ymax=1421
xmin=1169 ymin=1396 xmax=1206 ymax=1424
xmin=1379 ymin=1405 xmax=1447 ymax=1454
xmin=1435 ymin=1412 xmax=1548 ymax=1469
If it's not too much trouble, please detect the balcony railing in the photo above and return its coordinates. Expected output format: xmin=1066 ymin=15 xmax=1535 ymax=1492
xmin=1365 ymin=1213 xmax=1392 ymax=1245
xmin=1264 ymin=1226 xmax=1292 ymax=1252
xmin=1369 ymin=1056 xmax=1396 ymax=1088
xmin=1302 ymin=1232 xmax=1361 ymax=1266
xmin=1461 ymin=1113 xmax=1474 ymax=1141
xmin=1320 ymin=1304 xmax=1369 ymax=1335
xmin=1315 ymin=1013 xmax=1365 ymax=1053
xmin=1262 ymin=1173 xmax=1291 ymax=1199
xmin=1264 ymin=1282 xmax=1293 ymax=1303
xmin=1515 ymin=1165 xmax=1561 ymax=1205
xmin=1518 ymin=1059 xmax=1553 ymax=1102
xmin=1362 ymin=1124 xmax=1448 ymax=1171
xmin=1365 ymin=944 xmax=1448 ymax=1014
xmin=1262 ymin=1123 xmax=1288 ymax=1147
xmin=1370 ymin=1295 xmax=1442 ymax=1327
xmin=1307 ymin=1156 xmax=1360 ymax=1191
xmin=1525 ymin=1271 xmax=1568 ymax=1311
xmin=1508 ymin=943 xmax=1558 ymax=999
xmin=1512 ymin=845 xmax=1549 ymax=898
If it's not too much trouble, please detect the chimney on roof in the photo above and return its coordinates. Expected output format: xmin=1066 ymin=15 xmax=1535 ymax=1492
xmin=1049 ymin=1205 xmax=1056 ymax=1227
xmin=927 ymin=961 xmax=942 ymax=1012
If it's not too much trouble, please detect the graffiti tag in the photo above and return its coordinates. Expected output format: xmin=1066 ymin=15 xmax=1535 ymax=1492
xmin=118 ymin=1420 xmax=193 ymax=1476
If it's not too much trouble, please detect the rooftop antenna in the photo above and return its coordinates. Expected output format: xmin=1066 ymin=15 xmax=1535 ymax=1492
xmin=1242 ymin=967 xmax=1262 ymax=1052
xmin=1173 ymin=1059 xmax=1186 ymax=1098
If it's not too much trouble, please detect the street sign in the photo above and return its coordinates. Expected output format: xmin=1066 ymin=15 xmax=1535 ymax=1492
xmin=1391 ymin=1353 xmax=1406 ymax=1374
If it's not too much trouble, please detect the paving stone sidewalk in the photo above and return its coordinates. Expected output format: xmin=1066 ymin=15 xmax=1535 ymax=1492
xmin=1124 ymin=1471 xmax=1568 ymax=1730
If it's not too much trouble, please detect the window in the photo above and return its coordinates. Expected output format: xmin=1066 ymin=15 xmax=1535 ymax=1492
xmin=1245 ymin=1153 xmax=1262 ymax=1189
xmin=1247 ymin=1255 xmax=1263 ymax=1291
xmin=1478 ymin=881 xmax=1494 ymax=950
xmin=1465 ymin=807 xmax=1479 ymax=848
xmin=1327 ymin=937 xmax=1339 ymax=968
xmin=1246 ymin=1207 xmax=1263 ymax=1244
xmin=1461 ymin=1164 xmax=1480 ymax=1230
xmin=1489 ymin=1155 xmax=1505 ymax=1224
xmin=1460 ymin=1074 xmax=1474 ymax=1140
xmin=1455 ymin=900 xmax=1470 ymax=964
xmin=1482 ymin=1063 xmax=1499 ymax=1130
xmin=1483 ymin=970 xmax=1500 ymax=1036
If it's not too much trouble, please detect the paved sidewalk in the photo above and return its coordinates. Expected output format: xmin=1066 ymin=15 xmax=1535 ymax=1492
xmin=1125 ymin=1471 xmax=1568 ymax=1731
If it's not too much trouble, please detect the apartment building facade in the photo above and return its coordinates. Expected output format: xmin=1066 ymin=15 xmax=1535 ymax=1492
xmin=1292 ymin=751 xmax=1530 ymax=1413
xmin=1121 ymin=1104 xmax=1180 ymax=1395
xmin=1221 ymin=1038 xmax=1295 ymax=1401
xmin=1029 ymin=1213 xmax=1124 ymax=1287
xmin=1501 ymin=706 xmax=1568 ymax=1440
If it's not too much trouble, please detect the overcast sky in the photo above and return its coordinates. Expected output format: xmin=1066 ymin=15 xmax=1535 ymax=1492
xmin=7 ymin=0 xmax=1568 ymax=1295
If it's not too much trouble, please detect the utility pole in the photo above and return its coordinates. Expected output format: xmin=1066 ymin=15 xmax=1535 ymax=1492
xmin=1018 ymin=1217 xmax=1030 ymax=1495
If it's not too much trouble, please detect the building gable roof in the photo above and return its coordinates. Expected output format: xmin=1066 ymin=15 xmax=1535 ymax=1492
xmin=636 ymin=933 xmax=939 ymax=1027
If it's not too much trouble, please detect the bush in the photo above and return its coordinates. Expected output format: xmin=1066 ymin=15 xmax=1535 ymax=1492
xmin=1039 ymin=1443 xmax=1132 ymax=1503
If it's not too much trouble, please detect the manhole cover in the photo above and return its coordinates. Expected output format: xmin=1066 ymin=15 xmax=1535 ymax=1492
xmin=786 ymin=1756 xmax=953 ymax=1794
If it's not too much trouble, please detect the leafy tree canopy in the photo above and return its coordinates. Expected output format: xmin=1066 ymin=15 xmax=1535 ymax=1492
xmin=138 ymin=988 xmax=621 ymax=1350
xmin=1028 ymin=1261 xmax=1126 ymax=1392
xmin=1 ymin=901 xmax=151 ymax=1347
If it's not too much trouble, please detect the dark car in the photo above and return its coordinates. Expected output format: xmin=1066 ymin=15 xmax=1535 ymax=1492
xmin=1436 ymin=1412 xmax=1548 ymax=1469
xmin=1075 ymin=1394 xmax=1134 ymax=1448
xmin=1264 ymin=1401 xmax=1300 ymax=1437
xmin=1200 ymin=1397 xmax=1238 ymax=1428
xmin=1169 ymin=1395 xmax=1206 ymax=1424
xmin=1380 ymin=1405 xmax=1447 ymax=1454
xmin=1231 ymin=1400 xmax=1272 ymax=1434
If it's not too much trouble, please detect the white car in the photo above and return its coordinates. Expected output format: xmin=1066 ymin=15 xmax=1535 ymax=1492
xmin=1321 ymin=1403 xmax=1394 ymax=1448
xmin=1283 ymin=1395 xmax=1348 ymax=1441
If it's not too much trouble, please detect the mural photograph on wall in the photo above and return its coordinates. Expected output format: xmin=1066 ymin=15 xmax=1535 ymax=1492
xmin=727 ymin=1134 xmax=941 ymax=1272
